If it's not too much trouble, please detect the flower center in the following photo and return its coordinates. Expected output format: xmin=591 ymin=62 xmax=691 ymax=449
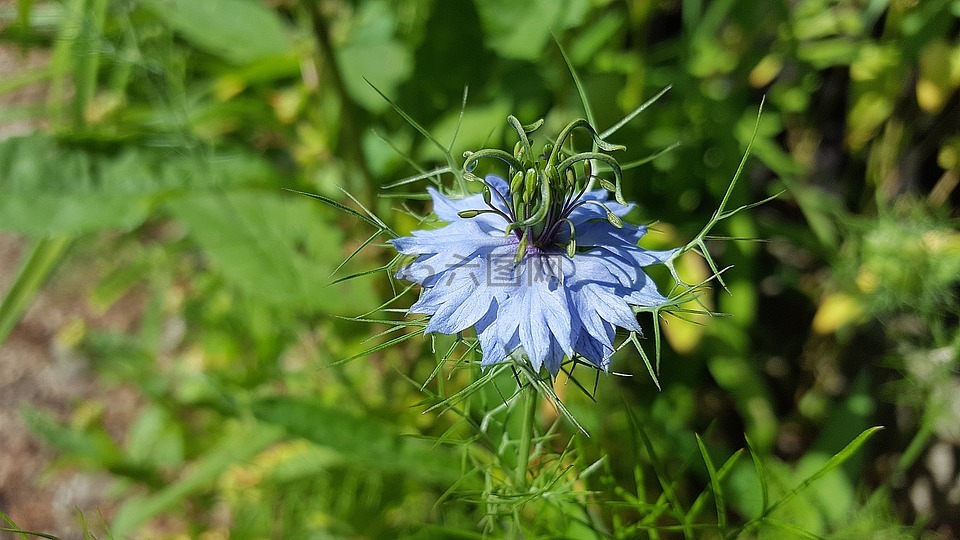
xmin=458 ymin=116 xmax=629 ymax=263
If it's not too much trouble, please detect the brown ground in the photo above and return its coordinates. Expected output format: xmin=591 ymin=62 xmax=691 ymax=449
xmin=0 ymin=233 xmax=152 ymax=540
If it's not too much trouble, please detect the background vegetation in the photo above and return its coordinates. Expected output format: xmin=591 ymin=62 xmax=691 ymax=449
xmin=1 ymin=0 xmax=958 ymax=538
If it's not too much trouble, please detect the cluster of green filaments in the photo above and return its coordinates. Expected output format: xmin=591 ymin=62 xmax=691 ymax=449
xmin=457 ymin=116 xmax=631 ymax=264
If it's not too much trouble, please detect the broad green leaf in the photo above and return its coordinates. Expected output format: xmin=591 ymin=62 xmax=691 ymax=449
xmin=126 ymin=405 xmax=185 ymax=468
xmin=250 ymin=396 xmax=461 ymax=483
xmin=339 ymin=41 xmax=413 ymax=113
xmin=140 ymin=0 xmax=292 ymax=64
xmin=473 ymin=0 xmax=591 ymax=61
xmin=0 ymin=135 xmax=274 ymax=236
xmin=167 ymin=192 xmax=378 ymax=315
xmin=336 ymin=1 xmax=413 ymax=113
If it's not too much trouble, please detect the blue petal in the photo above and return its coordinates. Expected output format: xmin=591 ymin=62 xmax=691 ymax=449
xmin=574 ymin=327 xmax=616 ymax=369
xmin=575 ymin=219 xmax=647 ymax=246
xmin=425 ymin=175 xmax=512 ymax=233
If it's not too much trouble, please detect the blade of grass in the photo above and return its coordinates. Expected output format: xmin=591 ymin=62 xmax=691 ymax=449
xmin=625 ymin=401 xmax=691 ymax=538
xmin=745 ymin=434 xmax=769 ymax=513
xmin=732 ymin=426 xmax=883 ymax=538
xmin=687 ymin=448 xmax=742 ymax=525
xmin=695 ymin=434 xmax=728 ymax=532
xmin=765 ymin=426 xmax=883 ymax=516
xmin=0 ymin=236 xmax=71 ymax=347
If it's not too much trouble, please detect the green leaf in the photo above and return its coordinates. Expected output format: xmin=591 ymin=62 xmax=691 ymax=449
xmin=167 ymin=192 xmax=378 ymax=315
xmin=140 ymin=0 xmax=292 ymax=64
xmin=695 ymin=434 xmax=728 ymax=531
xmin=339 ymin=41 xmax=413 ymax=113
xmin=474 ymin=0 xmax=591 ymax=61
xmin=111 ymin=421 xmax=284 ymax=537
xmin=766 ymin=427 xmax=884 ymax=517
xmin=250 ymin=396 xmax=461 ymax=483
xmin=334 ymin=1 xmax=413 ymax=113
xmin=0 ymin=135 xmax=273 ymax=236
xmin=22 ymin=406 xmax=124 ymax=467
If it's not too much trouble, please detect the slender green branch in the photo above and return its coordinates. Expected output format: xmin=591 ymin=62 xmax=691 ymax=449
xmin=514 ymin=383 xmax=539 ymax=489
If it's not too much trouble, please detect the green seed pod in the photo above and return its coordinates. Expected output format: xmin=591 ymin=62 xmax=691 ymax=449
xmin=605 ymin=207 xmax=623 ymax=228
xmin=458 ymin=209 xmax=482 ymax=219
xmin=510 ymin=170 xmax=525 ymax=193
xmin=514 ymin=230 xmax=529 ymax=265
xmin=523 ymin=168 xmax=538 ymax=202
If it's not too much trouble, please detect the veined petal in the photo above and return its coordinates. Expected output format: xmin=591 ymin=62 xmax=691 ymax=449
xmin=391 ymin=221 xmax=508 ymax=256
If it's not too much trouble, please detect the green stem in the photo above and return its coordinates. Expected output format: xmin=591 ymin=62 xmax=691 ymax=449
xmin=304 ymin=1 xmax=374 ymax=205
xmin=515 ymin=383 xmax=538 ymax=489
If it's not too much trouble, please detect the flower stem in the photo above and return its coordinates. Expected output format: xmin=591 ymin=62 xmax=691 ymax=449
xmin=515 ymin=383 xmax=538 ymax=489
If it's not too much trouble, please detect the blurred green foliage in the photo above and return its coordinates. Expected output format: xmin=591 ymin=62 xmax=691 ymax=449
xmin=1 ymin=0 xmax=958 ymax=538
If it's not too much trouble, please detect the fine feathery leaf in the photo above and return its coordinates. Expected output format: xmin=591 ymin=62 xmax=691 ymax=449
xmin=327 ymin=259 xmax=398 ymax=286
xmin=372 ymin=128 xmax=437 ymax=180
xmin=619 ymin=141 xmax=682 ymax=172
xmin=667 ymin=97 xmax=769 ymax=293
xmin=447 ymin=86 xmax=469 ymax=153
xmin=332 ymin=327 xmax=427 ymax=366
xmin=365 ymin=78 xmax=463 ymax=188
xmin=329 ymin=230 xmax=384 ymax=278
xmin=284 ymin=188 xmax=395 ymax=236
xmin=382 ymin=166 xmax=453 ymax=190
xmin=423 ymin=362 xmax=514 ymax=415
xmin=732 ymin=426 xmax=884 ymax=538
xmin=523 ymin=368 xmax=588 ymax=436
xmin=762 ymin=519 xmax=828 ymax=540
xmin=365 ymin=78 xmax=449 ymax=158
xmin=687 ymin=448 xmax=743 ymax=527
xmin=629 ymin=333 xmax=661 ymax=390
xmin=553 ymin=32 xmax=596 ymax=129
xmin=599 ymin=85 xmax=672 ymax=140
xmin=336 ymin=185 xmax=392 ymax=232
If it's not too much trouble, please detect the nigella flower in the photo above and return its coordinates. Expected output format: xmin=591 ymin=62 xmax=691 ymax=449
xmin=392 ymin=117 xmax=676 ymax=375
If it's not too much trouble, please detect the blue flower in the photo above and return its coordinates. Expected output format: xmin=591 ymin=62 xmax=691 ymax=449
xmin=392 ymin=174 xmax=675 ymax=375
